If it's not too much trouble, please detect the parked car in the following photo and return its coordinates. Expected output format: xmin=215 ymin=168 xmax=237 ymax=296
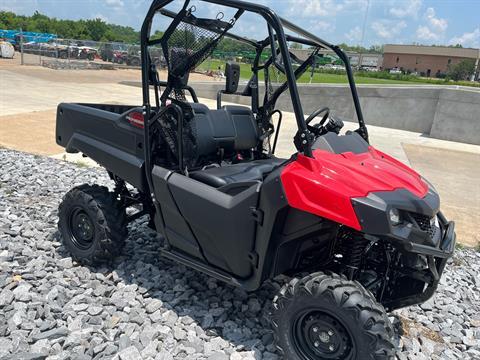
xmin=389 ymin=67 xmax=403 ymax=74
xmin=99 ymin=43 xmax=128 ymax=62
xmin=360 ymin=66 xmax=379 ymax=72
xmin=71 ymin=43 xmax=98 ymax=61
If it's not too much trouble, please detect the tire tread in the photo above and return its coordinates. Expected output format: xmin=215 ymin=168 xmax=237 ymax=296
xmin=271 ymin=271 xmax=396 ymax=360
xmin=58 ymin=184 xmax=127 ymax=265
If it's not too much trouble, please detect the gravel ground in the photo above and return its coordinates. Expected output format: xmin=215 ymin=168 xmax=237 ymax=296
xmin=0 ymin=149 xmax=479 ymax=360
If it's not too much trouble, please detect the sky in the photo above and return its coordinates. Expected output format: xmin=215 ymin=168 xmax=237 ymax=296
xmin=1 ymin=0 xmax=479 ymax=48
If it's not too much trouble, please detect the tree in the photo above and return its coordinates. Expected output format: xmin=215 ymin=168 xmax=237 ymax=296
xmin=447 ymin=59 xmax=475 ymax=81
xmin=216 ymin=37 xmax=253 ymax=53
xmin=0 ymin=11 xmax=141 ymax=43
xmin=289 ymin=42 xmax=303 ymax=49
xmin=169 ymin=29 xmax=196 ymax=48
xmin=150 ymin=30 xmax=164 ymax=42
xmin=85 ymin=18 xmax=108 ymax=41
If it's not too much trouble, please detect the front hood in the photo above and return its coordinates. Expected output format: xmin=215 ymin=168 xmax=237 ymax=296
xmin=311 ymin=147 xmax=428 ymax=198
xmin=280 ymin=147 xmax=429 ymax=230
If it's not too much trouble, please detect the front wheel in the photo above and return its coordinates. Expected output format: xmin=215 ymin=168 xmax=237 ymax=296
xmin=271 ymin=272 xmax=395 ymax=360
xmin=58 ymin=184 xmax=127 ymax=265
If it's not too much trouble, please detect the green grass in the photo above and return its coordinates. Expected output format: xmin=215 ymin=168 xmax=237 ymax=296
xmin=197 ymin=59 xmax=478 ymax=86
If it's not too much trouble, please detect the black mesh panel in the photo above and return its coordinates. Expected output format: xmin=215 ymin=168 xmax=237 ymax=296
xmin=160 ymin=11 xmax=234 ymax=101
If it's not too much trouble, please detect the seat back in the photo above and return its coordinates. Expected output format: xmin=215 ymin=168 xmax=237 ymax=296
xmin=190 ymin=103 xmax=258 ymax=162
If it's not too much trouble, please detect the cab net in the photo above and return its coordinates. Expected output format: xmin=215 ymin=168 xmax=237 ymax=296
xmin=160 ymin=5 xmax=241 ymax=101
xmin=155 ymin=4 xmax=242 ymax=169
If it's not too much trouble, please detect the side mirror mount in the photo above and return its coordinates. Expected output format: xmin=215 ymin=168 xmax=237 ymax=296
xmin=225 ymin=62 xmax=240 ymax=94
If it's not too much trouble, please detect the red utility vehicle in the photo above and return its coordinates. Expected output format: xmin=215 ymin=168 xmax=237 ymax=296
xmin=55 ymin=1 xmax=455 ymax=358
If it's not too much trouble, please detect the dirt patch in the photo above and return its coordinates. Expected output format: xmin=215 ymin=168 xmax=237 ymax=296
xmin=398 ymin=315 xmax=444 ymax=343
xmin=0 ymin=109 xmax=62 ymax=155
xmin=403 ymin=143 xmax=480 ymax=247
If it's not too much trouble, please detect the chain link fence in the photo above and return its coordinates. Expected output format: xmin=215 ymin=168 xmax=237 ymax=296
xmin=15 ymin=35 xmax=145 ymax=69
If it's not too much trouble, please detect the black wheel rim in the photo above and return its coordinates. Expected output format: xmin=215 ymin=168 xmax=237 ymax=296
xmin=68 ymin=207 xmax=95 ymax=250
xmin=292 ymin=310 xmax=355 ymax=360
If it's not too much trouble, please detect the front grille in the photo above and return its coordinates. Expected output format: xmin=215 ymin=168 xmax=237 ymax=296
xmin=411 ymin=213 xmax=436 ymax=237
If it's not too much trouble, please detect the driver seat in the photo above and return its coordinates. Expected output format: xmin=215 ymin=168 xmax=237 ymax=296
xmin=190 ymin=157 xmax=285 ymax=188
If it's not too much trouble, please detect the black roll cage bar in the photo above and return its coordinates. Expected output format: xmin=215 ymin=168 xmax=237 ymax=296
xmin=140 ymin=0 xmax=368 ymax=184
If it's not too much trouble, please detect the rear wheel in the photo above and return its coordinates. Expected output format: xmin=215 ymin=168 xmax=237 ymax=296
xmin=58 ymin=184 xmax=127 ymax=265
xmin=129 ymin=57 xmax=140 ymax=67
xmin=271 ymin=272 xmax=395 ymax=360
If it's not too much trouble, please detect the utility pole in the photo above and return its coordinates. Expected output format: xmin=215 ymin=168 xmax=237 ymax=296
xmin=20 ymin=28 xmax=24 ymax=65
xmin=358 ymin=0 xmax=370 ymax=69
xmin=358 ymin=0 xmax=370 ymax=70
xmin=472 ymin=48 xmax=479 ymax=82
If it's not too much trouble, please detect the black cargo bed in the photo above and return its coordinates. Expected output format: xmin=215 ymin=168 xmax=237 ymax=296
xmin=56 ymin=103 xmax=147 ymax=191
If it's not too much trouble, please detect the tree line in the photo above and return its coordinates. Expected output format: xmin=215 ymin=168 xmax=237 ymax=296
xmin=0 ymin=10 xmax=256 ymax=53
xmin=0 ymin=11 xmax=139 ymax=43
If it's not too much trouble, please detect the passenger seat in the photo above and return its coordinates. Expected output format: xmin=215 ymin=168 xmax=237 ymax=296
xmin=190 ymin=158 xmax=285 ymax=188
xmin=188 ymin=103 xmax=285 ymax=188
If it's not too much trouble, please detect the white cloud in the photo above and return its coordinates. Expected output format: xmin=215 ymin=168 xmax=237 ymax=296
xmin=389 ymin=0 xmax=422 ymax=18
xmin=105 ymin=0 xmax=124 ymax=8
xmin=416 ymin=26 xmax=437 ymax=40
xmin=291 ymin=0 xmax=340 ymax=17
xmin=371 ymin=20 xmax=406 ymax=39
xmin=308 ymin=19 xmax=333 ymax=32
xmin=425 ymin=7 xmax=447 ymax=32
xmin=287 ymin=0 xmax=367 ymax=17
xmin=449 ymin=28 xmax=480 ymax=48
xmin=415 ymin=7 xmax=447 ymax=41
xmin=345 ymin=26 xmax=362 ymax=43
xmin=93 ymin=13 xmax=109 ymax=23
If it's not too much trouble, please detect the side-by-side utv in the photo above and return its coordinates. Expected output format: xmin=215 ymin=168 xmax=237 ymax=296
xmin=55 ymin=0 xmax=456 ymax=358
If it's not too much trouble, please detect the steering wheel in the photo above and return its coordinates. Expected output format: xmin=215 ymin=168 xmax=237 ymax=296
xmin=305 ymin=107 xmax=330 ymax=135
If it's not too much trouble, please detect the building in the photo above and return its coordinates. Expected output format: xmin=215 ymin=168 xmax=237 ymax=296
xmin=382 ymin=44 xmax=480 ymax=78
xmin=289 ymin=48 xmax=383 ymax=68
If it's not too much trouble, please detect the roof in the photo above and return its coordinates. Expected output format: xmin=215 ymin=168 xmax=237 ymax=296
xmin=289 ymin=48 xmax=383 ymax=61
xmin=384 ymin=44 xmax=480 ymax=59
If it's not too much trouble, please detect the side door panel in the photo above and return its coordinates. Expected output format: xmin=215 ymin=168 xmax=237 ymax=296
xmin=152 ymin=166 xmax=203 ymax=259
xmin=167 ymin=173 xmax=260 ymax=278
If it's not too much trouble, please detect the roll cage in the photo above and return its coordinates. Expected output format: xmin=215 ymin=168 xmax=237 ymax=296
xmin=140 ymin=0 xmax=368 ymax=167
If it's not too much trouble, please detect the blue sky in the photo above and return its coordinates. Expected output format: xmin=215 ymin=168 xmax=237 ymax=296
xmin=1 ymin=0 xmax=479 ymax=48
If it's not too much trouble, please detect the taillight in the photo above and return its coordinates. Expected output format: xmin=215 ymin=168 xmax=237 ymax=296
xmin=126 ymin=111 xmax=144 ymax=129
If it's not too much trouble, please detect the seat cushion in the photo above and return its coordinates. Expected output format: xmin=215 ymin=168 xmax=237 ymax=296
xmin=190 ymin=158 xmax=285 ymax=188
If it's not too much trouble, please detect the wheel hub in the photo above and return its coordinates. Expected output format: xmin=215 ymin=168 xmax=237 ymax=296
xmin=293 ymin=311 xmax=353 ymax=360
xmin=69 ymin=208 xmax=95 ymax=250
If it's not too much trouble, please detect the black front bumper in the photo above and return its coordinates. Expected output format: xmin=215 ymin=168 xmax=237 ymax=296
xmin=399 ymin=212 xmax=455 ymax=259
xmin=383 ymin=213 xmax=456 ymax=311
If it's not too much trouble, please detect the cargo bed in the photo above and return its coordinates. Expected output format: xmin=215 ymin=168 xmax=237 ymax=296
xmin=56 ymin=103 xmax=148 ymax=191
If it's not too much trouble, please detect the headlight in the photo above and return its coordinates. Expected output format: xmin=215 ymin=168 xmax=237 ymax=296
xmin=389 ymin=208 xmax=401 ymax=225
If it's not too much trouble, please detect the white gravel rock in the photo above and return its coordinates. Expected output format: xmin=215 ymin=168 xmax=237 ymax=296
xmin=0 ymin=149 xmax=479 ymax=359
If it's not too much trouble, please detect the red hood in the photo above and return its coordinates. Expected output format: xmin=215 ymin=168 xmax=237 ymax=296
xmin=280 ymin=147 xmax=428 ymax=230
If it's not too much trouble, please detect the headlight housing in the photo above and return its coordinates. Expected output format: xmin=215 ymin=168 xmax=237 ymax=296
xmin=389 ymin=208 xmax=401 ymax=225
